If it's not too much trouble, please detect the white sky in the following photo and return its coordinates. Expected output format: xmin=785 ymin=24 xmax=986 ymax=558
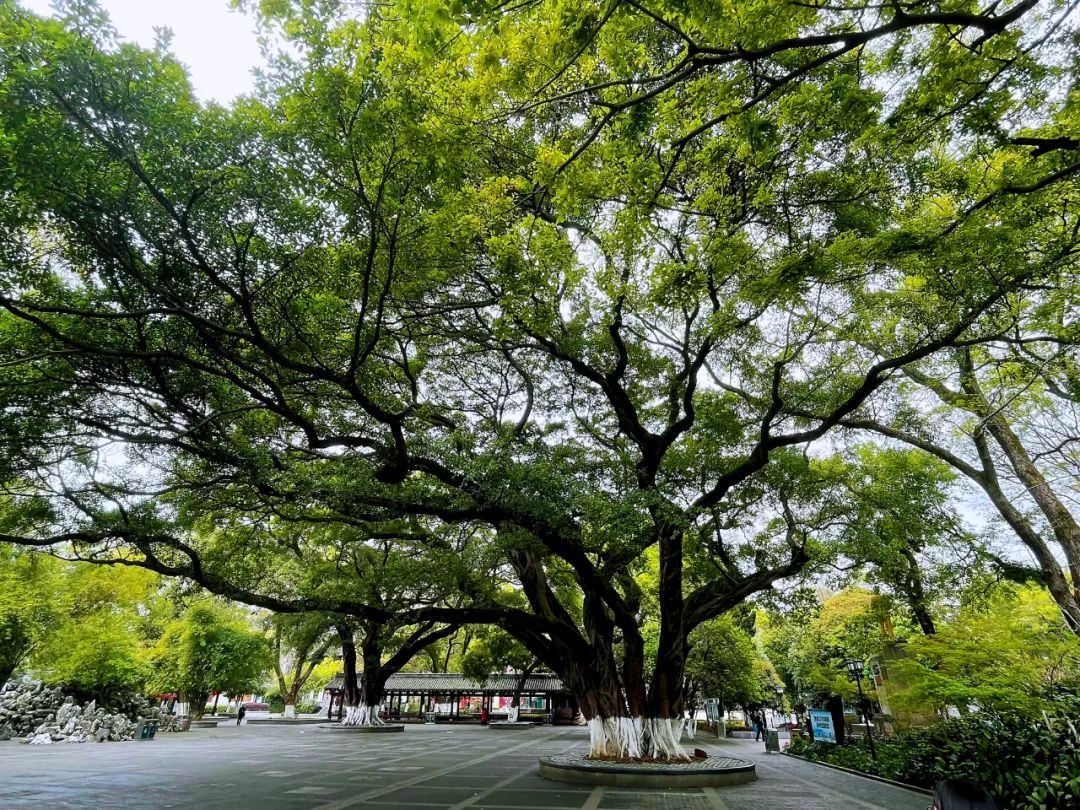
xmin=22 ymin=0 xmax=261 ymax=103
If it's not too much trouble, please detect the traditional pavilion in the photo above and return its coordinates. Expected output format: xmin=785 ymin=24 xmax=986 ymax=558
xmin=323 ymin=672 xmax=578 ymax=723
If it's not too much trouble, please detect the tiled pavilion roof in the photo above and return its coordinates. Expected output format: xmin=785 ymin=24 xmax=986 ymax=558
xmin=325 ymin=671 xmax=568 ymax=694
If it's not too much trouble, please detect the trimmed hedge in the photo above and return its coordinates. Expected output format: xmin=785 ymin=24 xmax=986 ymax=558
xmin=788 ymin=700 xmax=1080 ymax=809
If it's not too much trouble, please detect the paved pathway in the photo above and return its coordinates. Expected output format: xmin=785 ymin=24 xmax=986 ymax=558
xmin=0 ymin=723 xmax=928 ymax=810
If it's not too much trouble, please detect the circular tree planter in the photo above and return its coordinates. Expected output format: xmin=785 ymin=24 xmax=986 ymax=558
xmin=314 ymin=723 xmax=405 ymax=733
xmin=539 ymin=752 xmax=757 ymax=788
xmin=488 ymin=721 xmax=534 ymax=730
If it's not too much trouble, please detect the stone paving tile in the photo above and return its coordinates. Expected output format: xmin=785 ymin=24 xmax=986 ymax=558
xmin=598 ymin=791 xmax=711 ymax=809
xmin=374 ymin=785 xmax=487 ymax=804
xmin=482 ymin=789 xmax=597 ymax=807
xmin=0 ymin=724 xmax=929 ymax=810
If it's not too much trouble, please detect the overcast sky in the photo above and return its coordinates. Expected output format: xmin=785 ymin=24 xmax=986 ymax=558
xmin=23 ymin=0 xmax=261 ymax=103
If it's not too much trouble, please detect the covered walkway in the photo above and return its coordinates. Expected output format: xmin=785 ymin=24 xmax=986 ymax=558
xmin=324 ymin=672 xmax=578 ymax=723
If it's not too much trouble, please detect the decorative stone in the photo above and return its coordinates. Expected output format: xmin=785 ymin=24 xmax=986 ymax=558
xmin=314 ymin=723 xmax=405 ymax=733
xmin=538 ymin=752 xmax=757 ymax=788
xmin=0 ymin=681 xmax=173 ymax=744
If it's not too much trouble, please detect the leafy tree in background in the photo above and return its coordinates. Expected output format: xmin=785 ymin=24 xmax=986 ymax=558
xmin=148 ymin=602 xmax=271 ymax=720
xmin=683 ymin=613 xmax=769 ymax=720
xmin=828 ymin=447 xmax=977 ymax=635
xmin=889 ymin=583 xmax=1080 ymax=717
xmin=762 ymin=588 xmax=891 ymax=707
xmin=0 ymin=0 xmax=1077 ymax=760
xmin=833 ymin=346 xmax=1080 ymax=632
xmin=268 ymin=612 xmax=335 ymax=719
xmin=0 ymin=543 xmax=58 ymax=686
xmin=461 ymin=623 xmax=540 ymax=711
xmin=28 ymin=564 xmax=166 ymax=704
xmin=305 ymin=657 xmax=341 ymax=701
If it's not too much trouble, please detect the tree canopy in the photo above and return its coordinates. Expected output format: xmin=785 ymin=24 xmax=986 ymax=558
xmin=0 ymin=0 xmax=1078 ymax=758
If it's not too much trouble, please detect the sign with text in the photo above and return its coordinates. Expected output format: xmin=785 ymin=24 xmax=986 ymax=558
xmin=810 ymin=709 xmax=837 ymax=744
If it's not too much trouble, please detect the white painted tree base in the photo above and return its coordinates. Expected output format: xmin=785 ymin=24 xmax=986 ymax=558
xmin=587 ymin=716 xmax=690 ymax=761
xmin=283 ymin=704 xmax=296 ymax=719
xmin=340 ymin=704 xmax=384 ymax=727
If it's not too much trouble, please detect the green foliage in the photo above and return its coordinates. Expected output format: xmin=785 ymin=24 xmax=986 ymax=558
xmin=0 ymin=0 xmax=1078 ymax=743
xmin=148 ymin=602 xmax=272 ymax=718
xmin=306 ymin=657 xmax=342 ymax=696
xmin=460 ymin=623 xmax=535 ymax=684
xmin=828 ymin=447 xmax=974 ymax=633
xmin=684 ymin=614 xmax=770 ymax=712
xmin=761 ymin=588 xmax=890 ymax=706
xmin=268 ymin=612 xmax=334 ymax=704
xmin=0 ymin=544 xmax=59 ymax=685
xmin=789 ymin=697 xmax=1080 ymax=809
xmin=28 ymin=563 xmax=166 ymax=699
xmin=0 ymin=547 xmax=175 ymax=705
xmin=889 ymin=584 xmax=1080 ymax=715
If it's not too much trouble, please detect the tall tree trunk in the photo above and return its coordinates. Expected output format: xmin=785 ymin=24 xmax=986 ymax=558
xmin=643 ymin=523 xmax=690 ymax=760
xmin=335 ymin=622 xmax=365 ymax=725
xmin=189 ymin=690 xmax=210 ymax=721
xmin=900 ymin=548 xmax=937 ymax=635
xmin=956 ymin=350 xmax=1080 ymax=629
xmin=848 ymin=410 xmax=1080 ymax=633
xmin=509 ymin=664 xmax=534 ymax=709
xmin=983 ymin=414 xmax=1080 ymax=582
xmin=342 ymin=634 xmax=387 ymax=727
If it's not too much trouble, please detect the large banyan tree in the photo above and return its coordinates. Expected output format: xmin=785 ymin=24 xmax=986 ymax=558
xmin=1 ymin=0 xmax=1078 ymax=758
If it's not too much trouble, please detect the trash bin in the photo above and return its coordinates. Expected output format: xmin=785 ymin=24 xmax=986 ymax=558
xmin=135 ymin=719 xmax=159 ymax=740
xmin=765 ymin=729 xmax=781 ymax=753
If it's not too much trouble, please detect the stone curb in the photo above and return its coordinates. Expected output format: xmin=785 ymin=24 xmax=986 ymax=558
xmin=782 ymin=752 xmax=932 ymax=795
xmin=539 ymin=754 xmax=757 ymax=788
xmin=314 ymin=723 xmax=405 ymax=733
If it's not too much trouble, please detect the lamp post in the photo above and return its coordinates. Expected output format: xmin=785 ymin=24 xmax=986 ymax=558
xmin=845 ymin=659 xmax=877 ymax=760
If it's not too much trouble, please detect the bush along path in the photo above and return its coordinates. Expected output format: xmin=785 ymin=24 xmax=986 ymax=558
xmin=787 ymin=700 xmax=1080 ymax=809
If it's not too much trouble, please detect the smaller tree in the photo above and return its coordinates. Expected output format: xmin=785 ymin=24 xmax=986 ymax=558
xmin=683 ymin=614 xmax=769 ymax=726
xmin=0 ymin=544 xmax=58 ymax=686
xmin=29 ymin=563 xmax=164 ymax=705
xmin=461 ymin=625 xmax=540 ymax=716
xmin=762 ymin=588 xmax=891 ymax=708
xmin=890 ymin=583 xmax=1080 ymax=716
xmin=148 ymin=602 xmax=271 ymax=720
xmin=268 ymin=613 xmax=335 ymax=718
xmin=833 ymin=447 xmax=974 ymax=635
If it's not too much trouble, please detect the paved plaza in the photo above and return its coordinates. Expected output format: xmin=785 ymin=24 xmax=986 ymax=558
xmin=0 ymin=723 xmax=928 ymax=810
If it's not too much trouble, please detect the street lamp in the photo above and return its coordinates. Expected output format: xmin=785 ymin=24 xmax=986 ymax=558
xmin=845 ymin=659 xmax=877 ymax=760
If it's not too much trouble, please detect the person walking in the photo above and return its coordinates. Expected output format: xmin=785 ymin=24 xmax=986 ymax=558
xmin=236 ymin=703 xmax=247 ymax=726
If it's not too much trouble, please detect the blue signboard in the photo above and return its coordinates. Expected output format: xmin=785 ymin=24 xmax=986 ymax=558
xmin=810 ymin=709 xmax=837 ymax=744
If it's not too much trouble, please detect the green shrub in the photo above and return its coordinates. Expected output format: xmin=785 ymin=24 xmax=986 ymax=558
xmin=296 ymin=702 xmax=320 ymax=714
xmin=788 ymin=698 xmax=1080 ymax=809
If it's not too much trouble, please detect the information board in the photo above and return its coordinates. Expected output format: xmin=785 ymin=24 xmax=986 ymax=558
xmin=809 ymin=709 xmax=837 ymax=744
